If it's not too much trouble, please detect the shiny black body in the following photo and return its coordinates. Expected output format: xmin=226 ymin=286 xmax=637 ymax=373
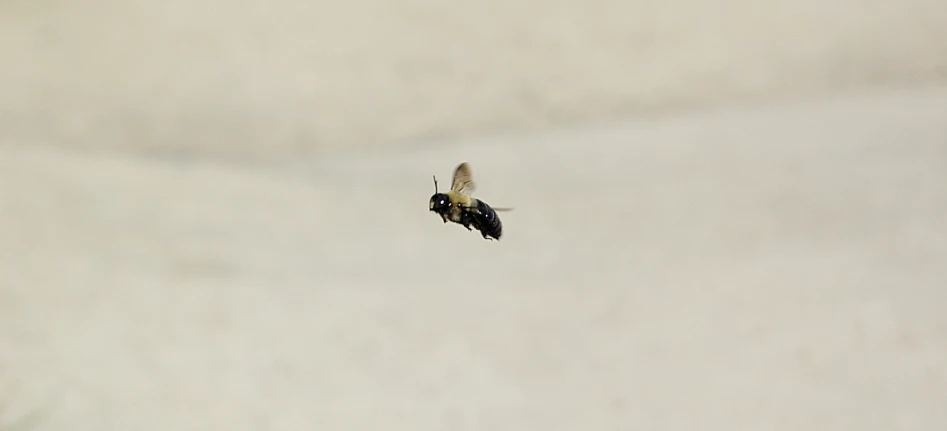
xmin=428 ymin=193 xmax=503 ymax=241
xmin=470 ymin=199 xmax=503 ymax=240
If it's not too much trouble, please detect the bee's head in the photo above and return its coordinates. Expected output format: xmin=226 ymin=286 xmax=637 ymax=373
xmin=429 ymin=174 xmax=452 ymax=214
xmin=429 ymin=193 xmax=451 ymax=214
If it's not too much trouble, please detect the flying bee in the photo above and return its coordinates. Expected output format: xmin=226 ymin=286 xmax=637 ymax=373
xmin=429 ymin=162 xmax=511 ymax=241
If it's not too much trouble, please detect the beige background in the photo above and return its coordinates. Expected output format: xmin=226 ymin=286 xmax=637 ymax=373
xmin=2 ymin=1 xmax=946 ymax=430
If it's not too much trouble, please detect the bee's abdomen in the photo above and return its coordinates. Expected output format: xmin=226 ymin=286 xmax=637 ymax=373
xmin=475 ymin=200 xmax=503 ymax=240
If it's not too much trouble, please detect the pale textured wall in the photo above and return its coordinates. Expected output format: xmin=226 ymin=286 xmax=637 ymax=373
xmin=2 ymin=0 xmax=946 ymax=161
xmin=1 ymin=88 xmax=946 ymax=431
xmin=3 ymin=2 xmax=947 ymax=429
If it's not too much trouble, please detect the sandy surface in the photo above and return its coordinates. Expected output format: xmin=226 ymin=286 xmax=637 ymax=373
xmin=3 ymin=1 xmax=947 ymax=430
xmin=3 ymin=85 xmax=947 ymax=430
xmin=3 ymin=0 xmax=947 ymax=160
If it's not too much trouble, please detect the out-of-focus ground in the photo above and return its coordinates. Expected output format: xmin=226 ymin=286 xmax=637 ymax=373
xmin=3 ymin=0 xmax=946 ymax=160
xmin=2 ymin=1 xmax=947 ymax=430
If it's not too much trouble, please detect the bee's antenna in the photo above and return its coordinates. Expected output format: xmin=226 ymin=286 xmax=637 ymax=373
xmin=432 ymin=175 xmax=439 ymax=193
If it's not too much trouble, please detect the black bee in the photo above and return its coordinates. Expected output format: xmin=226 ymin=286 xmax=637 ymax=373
xmin=429 ymin=162 xmax=511 ymax=241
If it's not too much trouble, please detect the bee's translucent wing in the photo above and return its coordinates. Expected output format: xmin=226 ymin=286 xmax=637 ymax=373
xmin=450 ymin=162 xmax=477 ymax=196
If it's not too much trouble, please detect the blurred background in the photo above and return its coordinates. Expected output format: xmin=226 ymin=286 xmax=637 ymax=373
xmin=3 ymin=0 xmax=946 ymax=161
xmin=2 ymin=1 xmax=946 ymax=430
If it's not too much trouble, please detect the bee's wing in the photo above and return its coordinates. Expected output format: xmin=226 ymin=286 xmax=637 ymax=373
xmin=450 ymin=162 xmax=477 ymax=196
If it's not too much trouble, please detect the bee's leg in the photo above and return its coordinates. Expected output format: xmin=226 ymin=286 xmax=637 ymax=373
xmin=458 ymin=213 xmax=473 ymax=231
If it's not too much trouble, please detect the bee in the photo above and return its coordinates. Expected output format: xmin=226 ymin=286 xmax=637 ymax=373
xmin=429 ymin=162 xmax=511 ymax=240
